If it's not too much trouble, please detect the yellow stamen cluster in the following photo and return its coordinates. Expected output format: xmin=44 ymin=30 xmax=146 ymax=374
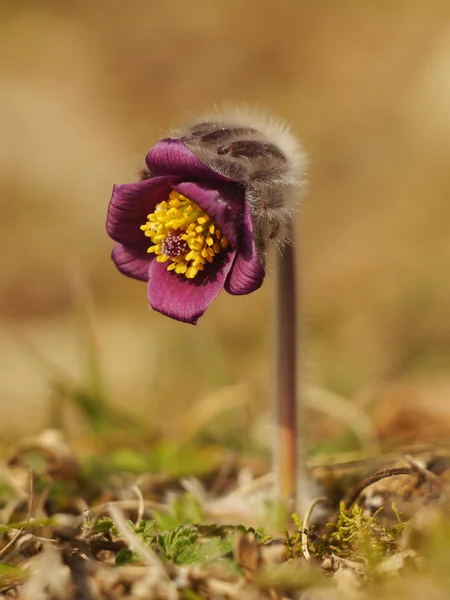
xmin=140 ymin=190 xmax=229 ymax=279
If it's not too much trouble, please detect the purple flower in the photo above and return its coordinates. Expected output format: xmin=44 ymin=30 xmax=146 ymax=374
xmin=106 ymin=138 xmax=265 ymax=324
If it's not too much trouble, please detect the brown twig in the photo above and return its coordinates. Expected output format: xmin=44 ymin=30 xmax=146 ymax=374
xmin=341 ymin=466 xmax=416 ymax=512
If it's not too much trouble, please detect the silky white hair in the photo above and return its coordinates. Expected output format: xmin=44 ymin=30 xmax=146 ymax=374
xmin=173 ymin=107 xmax=308 ymax=263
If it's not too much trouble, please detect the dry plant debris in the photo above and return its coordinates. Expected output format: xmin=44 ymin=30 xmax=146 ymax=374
xmin=1 ymin=431 xmax=450 ymax=599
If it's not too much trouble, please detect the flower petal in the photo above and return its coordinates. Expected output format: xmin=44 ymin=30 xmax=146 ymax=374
xmin=146 ymin=139 xmax=234 ymax=183
xmin=225 ymin=203 xmax=265 ymax=295
xmin=106 ymin=176 xmax=172 ymax=250
xmin=173 ymin=181 xmax=244 ymax=249
xmin=111 ymin=244 xmax=150 ymax=282
xmin=147 ymin=251 xmax=236 ymax=325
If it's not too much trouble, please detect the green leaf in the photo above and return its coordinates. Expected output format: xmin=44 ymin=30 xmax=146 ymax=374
xmin=0 ymin=563 xmax=26 ymax=589
xmin=182 ymin=590 xmax=203 ymax=600
xmin=106 ymin=449 xmax=150 ymax=473
xmin=0 ymin=564 xmax=20 ymax=576
xmin=115 ymin=548 xmax=137 ymax=565
xmin=136 ymin=519 xmax=156 ymax=543
xmin=177 ymin=536 xmax=234 ymax=565
xmin=93 ymin=517 xmax=114 ymax=534
xmin=157 ymin=525 xmax=199 ymax=563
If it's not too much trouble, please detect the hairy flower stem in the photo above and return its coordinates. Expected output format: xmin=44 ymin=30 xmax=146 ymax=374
xmin=275 ymin=225 xmax=299 ymax=507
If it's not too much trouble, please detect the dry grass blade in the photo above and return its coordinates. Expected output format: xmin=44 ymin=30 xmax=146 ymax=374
xmin=0 ymin=470 xmax=36 ymax=560
xmin=0 ymin=528 xmax=23 ymax=559
xmin=107 ymin=503 xmax=167 ymax=574
xmin=302 ymin=497 xmax=330 ymax=561
xmin=131 ymin=485 xmax=145 ymax=526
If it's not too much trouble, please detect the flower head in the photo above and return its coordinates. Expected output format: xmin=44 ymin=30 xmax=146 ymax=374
xmin=106 ymin=111 xmax=306 ymax=324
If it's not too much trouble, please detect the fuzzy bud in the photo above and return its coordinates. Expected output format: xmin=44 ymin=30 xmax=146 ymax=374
xmin=176 ymin=108 xmax=308 ymax=262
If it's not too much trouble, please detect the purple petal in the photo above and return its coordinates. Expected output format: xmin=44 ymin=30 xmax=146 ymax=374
xmin=225 ymin=203 xmax=265 ymax=295
xmin=146 ymin=139 xmax=235 ymax=183
xmin=111 ymin=244 xmax=150 ymax=282
xmin=147 ymin=251 xmax=237 ymax=324
xmin=106 ymin=176 xmax=172 ymax=251
xmin=173 ymin=181 xmax=244 ymax=248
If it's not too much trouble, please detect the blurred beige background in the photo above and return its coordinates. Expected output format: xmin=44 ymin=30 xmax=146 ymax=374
xmin=2 ymin=1 xmax=450 ymax=451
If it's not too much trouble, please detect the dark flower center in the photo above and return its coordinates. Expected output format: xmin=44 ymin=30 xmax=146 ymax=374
xmin=161 ymin=233 xmax=189 ymax=258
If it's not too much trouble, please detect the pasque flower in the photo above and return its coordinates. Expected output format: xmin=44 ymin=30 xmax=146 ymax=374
xmin=106 ymin=111 xmax=305 ymax=324
xmin=107 ymin=111 xmax=308 ymax=506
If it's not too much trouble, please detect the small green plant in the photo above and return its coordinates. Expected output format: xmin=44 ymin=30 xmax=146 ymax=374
xmin=95 ymin=517 xmax=244 ymax=567
xmin=158 ymin=525 xmax=200 ymax=563
xmin=283 ymin=513 xmax=304 ymax=559
xmin=329 ymin=502 xmax=407 ymax=566
xmin=92 ymin=516 xmax=116 ymax=535
xmin=235 ymin=524 xmax=272 ymax=545
xmin=167 ymin=533 xmax=235 ymax=566
xmin=136 ymin=519 xmax=156 ymax=543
